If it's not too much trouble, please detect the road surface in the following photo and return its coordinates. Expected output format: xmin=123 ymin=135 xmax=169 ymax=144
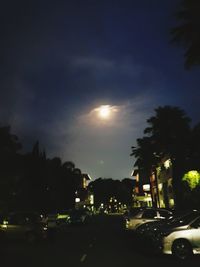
xmin=1 ymin=214 xmax=200 ymax=267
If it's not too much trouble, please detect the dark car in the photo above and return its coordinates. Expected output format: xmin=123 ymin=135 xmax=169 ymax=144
xmin=0 ymin=212 xmax=48 ymax=243
xmin=68 ymin=209 xmax=90 ymax=225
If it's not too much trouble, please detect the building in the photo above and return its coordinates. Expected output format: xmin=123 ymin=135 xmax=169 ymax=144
xmin=131 ymin=157 xmax=175 ymax=209
xmin=75 ymin=173 xmax=93 ymax=209
xmin=156 ymin=158 xmax=175 ymax=209
xmin=131 ymin=169 xmax=152 ymax=207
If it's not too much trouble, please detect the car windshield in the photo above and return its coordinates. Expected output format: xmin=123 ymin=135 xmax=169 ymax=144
xmin=10 ymin=212 xmax=42 ymax=224
xmin=128 ymin=208 xmax=143 ymax=217
xmin=167 ymin=211 xmax=200 ymax=227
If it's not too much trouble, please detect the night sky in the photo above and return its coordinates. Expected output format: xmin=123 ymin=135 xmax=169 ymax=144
xmin=1 ymin=0 xmax=200 ymax=180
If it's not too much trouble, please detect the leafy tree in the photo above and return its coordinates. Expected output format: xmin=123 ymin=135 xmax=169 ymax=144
xmin=0 ymin=126 xmax=22 ymax=211
xmin=182 ymin=170 xmax=200 ymax=190
xmin=144 ymin=106 xmax=191 ymax=158
xmin=171 ymin=0 xmax=200 ymax=69
xmin=89 ymin=178 xmax=135 ymax=209
xmin=131 ymin=106 xmax=191 ymax=208
xmin=0 ymin=126 xmax=21 ymax=157
xmin=120 ymin=178 xmax=135 ymax=206
xmin=131 ymin=136 xmax=158 ymax=178
xmin=188 ymin=123 xmax=200 ymax=169
xmin=0 ymin=124 xmax=86 ymax=213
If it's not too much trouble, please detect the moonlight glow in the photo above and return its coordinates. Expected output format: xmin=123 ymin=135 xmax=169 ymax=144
xmin=85 ymin=104 xmax=119 ymax=124
xmin=98 ymin=105 xmax=111 ymax=119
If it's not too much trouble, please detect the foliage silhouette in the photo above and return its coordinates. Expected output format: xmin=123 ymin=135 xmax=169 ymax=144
xmin=171 ymin=0 xmax=200 ymax=69
xmin=131 ymin=105 xmax=200 ymax=208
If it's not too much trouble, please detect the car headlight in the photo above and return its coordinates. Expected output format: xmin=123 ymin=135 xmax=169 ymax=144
xmin=1 ymin=220 xmax=8 ymax=228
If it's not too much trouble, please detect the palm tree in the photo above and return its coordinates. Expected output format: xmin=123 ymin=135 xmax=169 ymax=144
xmin=144 ymin=106 xmax=191 ymax=159
xmin=171 ymin=0 xmax=200 ymax=69
xmin=131 ymin=106 xmax=191 ymax=208
xmin=131 ymin=137 xmax=159 ymax=172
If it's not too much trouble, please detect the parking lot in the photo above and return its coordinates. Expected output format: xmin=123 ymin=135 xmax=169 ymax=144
xmin=1 ymin=214 xmax=200 ymax=267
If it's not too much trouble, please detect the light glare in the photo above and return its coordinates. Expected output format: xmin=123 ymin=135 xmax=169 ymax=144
xmin=98 ymin=105 xmax=111 ymax=119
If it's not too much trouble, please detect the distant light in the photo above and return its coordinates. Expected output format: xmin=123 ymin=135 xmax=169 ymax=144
xmin=158 ymin=183 xmax=163 ymax=190
xmin=143 ymin=184 xmax=150 ymax=191
xmin=164 ymin=159 xmax=171 ymax=169
xmin=57 ymin=214 xmax=69 ymax=219
xmin=169 ymin=198 xmax=174 ymax=206
xmin=75 ymin=198 xmax=80 ymax=203
xmin=90 ymin=195 xmax=94 ymax=205
xmin=2 ymin=220 xmax=8 ymax=228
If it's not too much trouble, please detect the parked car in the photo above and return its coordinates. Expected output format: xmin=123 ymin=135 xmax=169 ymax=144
xmin=45 ymin=213 xmax=58 ymax=228
xmin=68 ymin=209 xmax=90 ymax=225
xmin=136 ymin=210 xmax=200 ymax=259
xmin=42 ymin=211 xmax=71 ymax=228
xmin=158 ymin=210 xmax=200 ymax=260
xmin=57 ymin=211 xmax=70 ymax=226
xmin=123 ymin=207 xmax=142 ymax=221
xmin=0 ymin=212 xmax=48 ymax=243
xmin=125 ymin=207 xmax=173 ymax=231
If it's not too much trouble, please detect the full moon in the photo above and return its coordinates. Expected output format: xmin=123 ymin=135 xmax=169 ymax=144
xmin=98 ymin=105 xmax=111 ymax=119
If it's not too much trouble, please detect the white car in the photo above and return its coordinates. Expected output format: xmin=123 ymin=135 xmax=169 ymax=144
xmin=125 ymin=207 xmax=172 ymax=230
xmin=160 ymin=211 xmax=200 ymax=260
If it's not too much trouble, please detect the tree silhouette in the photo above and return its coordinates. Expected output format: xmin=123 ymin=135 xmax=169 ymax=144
xmin=131 ymin=106 xmax=191 ymax=208
xmin=0 ymin=126 xmax=22 ymax=211
xmin=0 ymin=124 xmax=86 ymax=213
xmin=144 ymin=106 xmax=191 ymax=159
xmin=89 ymin=178 xmax=135 ymax=209
xmin=0 ymin=126 xmax=21 ymax=157
xmin=171 ymin=0 xmax=200 ymax=69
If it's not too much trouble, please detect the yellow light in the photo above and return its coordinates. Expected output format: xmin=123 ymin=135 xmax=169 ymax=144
xmin=57 ymin=214 xmax=69 ymax=219
xmin=1 ymin=221 xmax=8 ymax=228
xmin=169 ymin=198 xmax=174 ymax=206
xmin=182 ymin=170 xmax=200 ymax=189
xmin=158 ymin=183 xmax=163 ymax=190
xmin=164 ymin=159 xmax=171 ymax=169
xmin=143 ymin=184 xmax=150 ymax=191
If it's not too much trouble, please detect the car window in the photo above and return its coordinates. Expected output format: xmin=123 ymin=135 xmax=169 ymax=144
xmin=129 ymin=208 xmax=143 ymax=217
xmin=168 ymin=212 xmax=200 ymax=227
xmin=133 ymin=211 xmax=143 ymax=218
xmin=158 ymin=210 xmax=171 ymax=219
xmin=142 ymin=209 xmax=157 ymax=219
xmin=191 ymin=217 xmax=200 ymax=228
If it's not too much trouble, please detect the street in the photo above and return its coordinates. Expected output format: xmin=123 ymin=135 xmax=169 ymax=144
xmin=1 ymin=214 xmax=200 ymax=267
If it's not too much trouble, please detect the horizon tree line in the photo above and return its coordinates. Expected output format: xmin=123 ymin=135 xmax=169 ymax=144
xmin=0 ymin=125 xmax=86 ymax=213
